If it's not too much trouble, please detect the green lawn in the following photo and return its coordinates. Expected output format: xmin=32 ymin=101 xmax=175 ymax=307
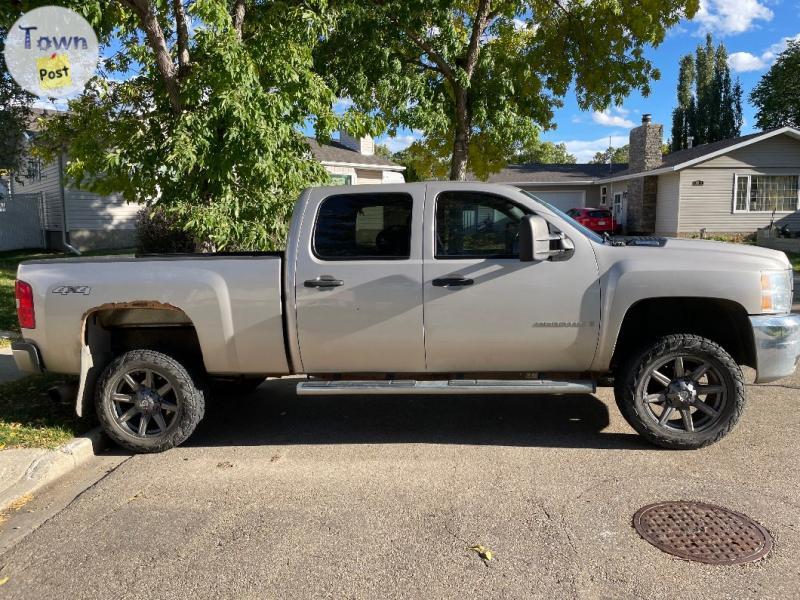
xmin=0 ymin=373 xmax=92 ymax=449
xmin=0 ymin=248 xmax=132 ymax=448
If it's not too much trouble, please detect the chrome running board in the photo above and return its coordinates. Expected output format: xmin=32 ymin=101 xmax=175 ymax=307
xmin=296 ymin=379 xmax=595 ymax=396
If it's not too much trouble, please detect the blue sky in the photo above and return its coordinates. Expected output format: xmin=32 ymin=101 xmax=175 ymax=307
xmin=374 ymin=0 xmax=800 ymax=162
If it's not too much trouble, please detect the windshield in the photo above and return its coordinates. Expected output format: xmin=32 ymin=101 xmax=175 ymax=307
xmin=521 ymin=191 xmax=605 ymax=244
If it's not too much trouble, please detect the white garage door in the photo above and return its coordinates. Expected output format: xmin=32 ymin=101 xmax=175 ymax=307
xmin=525 ymin=190 xmax=585 ymax=212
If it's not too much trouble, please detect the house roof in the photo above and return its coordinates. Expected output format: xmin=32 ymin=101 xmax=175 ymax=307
xmin=598 ymin=126 xmax=800 ymax=183
xmin=306 ymin=137 xmax=404 ymax=170
xmin=480 ymin=163 xmax=629 ymax=185
xmin=484 ymin=127 xmax=800 ymax=187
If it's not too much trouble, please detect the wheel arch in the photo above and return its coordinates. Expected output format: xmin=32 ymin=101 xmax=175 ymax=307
xmin=609 ymin=297 xmax=756 ymax=373
xmin=76 ymin=302 xmax=205 ymax=417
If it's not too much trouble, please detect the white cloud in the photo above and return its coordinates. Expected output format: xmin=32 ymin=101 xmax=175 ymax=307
xmin=333 ymin=97 xmax=354 ymax=113
xmin=694 ymin=0 xmax=773 ymax=35
xmin=377 ymin=133 xmax=421 ymax=153
xmin=728 ymin=33 xmax=800 ymax=72
xmin=592 ymin=108 xmax=635 ymax=129
xmin=558 ymin=135 xmax=629 ymax=163
xmin=728 ymin=51 xmax=768 ymax=72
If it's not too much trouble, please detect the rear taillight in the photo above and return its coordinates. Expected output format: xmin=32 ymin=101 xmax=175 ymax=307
xmin=15 ymin=280 xmax=35 ymax=329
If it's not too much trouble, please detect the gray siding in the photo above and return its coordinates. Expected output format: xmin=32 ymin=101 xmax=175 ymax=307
xmin=14 ymin=158 xmax=61 ymax=198
xmin=675 ymin=133 xmax=800 ymax=233
xmin=655 ymin=173 xmax=680 ymax=235
xmin=13 ymin=156 xmax=141 ymax=232
xmin=700 ymin=135 xmax=800 ymax=169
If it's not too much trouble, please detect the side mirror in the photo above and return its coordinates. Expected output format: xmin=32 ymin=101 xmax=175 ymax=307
xmin=519 ymin=215 xmax=553 ymax=262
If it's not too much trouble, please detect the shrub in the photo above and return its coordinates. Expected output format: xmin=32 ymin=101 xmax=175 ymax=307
xmin=136 ymin=206 xmax=194 ymax=254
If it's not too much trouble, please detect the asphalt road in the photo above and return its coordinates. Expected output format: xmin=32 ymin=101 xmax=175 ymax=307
xmin=1 ymin=368 xmax=799 ymax=599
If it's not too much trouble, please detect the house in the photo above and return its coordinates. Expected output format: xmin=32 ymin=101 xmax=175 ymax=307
xmin=307 ymin=131 xmax=406 ymax=185
xmin=1 ymin=124 xmax=404 ymax=252
xmin=486 ymin=115 xmax=800 ymax=237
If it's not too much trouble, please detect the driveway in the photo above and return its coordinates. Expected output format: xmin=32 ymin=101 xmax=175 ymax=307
xmin=0 ymin=370 xmax=798 ymax=599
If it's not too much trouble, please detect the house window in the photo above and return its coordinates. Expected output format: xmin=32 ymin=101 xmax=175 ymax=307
xmin=734 ymin=175 xmax=800 ymax=213
xmin=329 ymin=174 xmax=352 ymax=186
xmin=26 ymin=158 xmax=44 ymax=181
xmin=600 ymin=186 xmax=608 ymax=205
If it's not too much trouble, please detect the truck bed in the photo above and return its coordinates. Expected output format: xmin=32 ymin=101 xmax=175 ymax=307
xmin=17 ymin=253 xmax=290 ymax=376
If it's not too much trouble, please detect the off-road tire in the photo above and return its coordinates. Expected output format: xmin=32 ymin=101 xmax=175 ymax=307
xmin=96 ymin=349 xmax=206 ymax=453
xmin=614 ymin=334 xmax=745 ymax=450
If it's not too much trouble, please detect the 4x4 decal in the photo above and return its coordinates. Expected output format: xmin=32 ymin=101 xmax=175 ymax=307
xmin=52 ymin=285 xmax=92 ymax=295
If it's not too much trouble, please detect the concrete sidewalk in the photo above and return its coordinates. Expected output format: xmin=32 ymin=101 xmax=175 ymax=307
xmin=0 ymin=334 xmax=107 ymax=514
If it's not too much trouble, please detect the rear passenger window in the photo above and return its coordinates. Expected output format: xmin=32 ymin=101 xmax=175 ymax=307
xmin=313 ymin=193 xmax=413 ymax=260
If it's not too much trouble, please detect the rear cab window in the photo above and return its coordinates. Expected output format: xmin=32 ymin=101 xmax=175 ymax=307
xmin=313 ymin=193 xmax=413 ymax=260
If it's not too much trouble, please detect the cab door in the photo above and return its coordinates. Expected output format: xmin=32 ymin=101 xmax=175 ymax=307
xmin=422 ymin=184 xmax=601 ymax=373
xmin=293 ymin=186 xmax=425 ymax=373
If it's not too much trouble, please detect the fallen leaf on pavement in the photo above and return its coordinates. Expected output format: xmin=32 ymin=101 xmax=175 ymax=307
xmin=467 ymin=544 xmax=493 ymax=561
xmin=0 ymin=576 xmax=9 ymax=586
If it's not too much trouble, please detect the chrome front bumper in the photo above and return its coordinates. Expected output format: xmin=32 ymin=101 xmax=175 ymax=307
xmin=750 ymin=314 xmax=800 ymax=384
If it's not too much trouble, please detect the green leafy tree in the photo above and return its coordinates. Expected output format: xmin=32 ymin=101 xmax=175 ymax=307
xmin=12 ymin=0 xmax=343 ymax=250
xmin=670 ymin=55 xmax=695 ymax=152
xmin=318 ymin=0 xmax=697 ymax=181
xmin=0 ymin=24 xmax=34 ymax=183
xmin=751 ymin=40 xmax=800 ymax=130
xmin=671 ymin=34 xmax=742 ymax=151
xmin=591 ymin=145 xmax=629 ymax=165
xmin=516 ymin=140 xmax=576 ymax=164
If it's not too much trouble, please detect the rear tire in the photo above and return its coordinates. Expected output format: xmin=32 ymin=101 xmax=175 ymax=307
xmin=95 ymin=349 xmax=206 ymax=453
xmin=614 ymin=334 xmax=745 ymax=449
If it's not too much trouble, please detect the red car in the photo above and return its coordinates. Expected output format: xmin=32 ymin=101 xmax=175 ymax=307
xmin=566 ymin=208 xmax=619 ymax=234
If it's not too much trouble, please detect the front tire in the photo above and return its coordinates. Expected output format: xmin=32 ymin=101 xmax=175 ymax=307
xmin=614 ymin=334 xmax=745 ymax=449
xmin=96 ymin=349 xmax=206 ymax=453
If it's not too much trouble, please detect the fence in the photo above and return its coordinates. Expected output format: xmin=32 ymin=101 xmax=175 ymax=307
xmin=0 ymin=192 xmax=45 ymax=251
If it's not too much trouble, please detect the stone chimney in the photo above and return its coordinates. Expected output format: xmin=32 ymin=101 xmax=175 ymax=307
xmin=338 ymin=129 xmax=374 ymax=156
xmin=628 ymin=114 xmax=663 ymax=172
xmin=625 ymin=114 xmax=663 ymax=234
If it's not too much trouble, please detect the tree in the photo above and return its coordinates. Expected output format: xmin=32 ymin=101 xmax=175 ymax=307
xmin=751 ymin=40 xmax=800 ymax=130
xmin=10 ymin=0 xmax=343 ymax=250
xmin=318 ymin=0 xmax=698 ymax=180
xmin=670 ymin=34 xmax=742 ymax=151
xmin=670 ymin=55 xmax=695 ymax=152
xmin=0 ymin=24 xmax=34 ymax=182
xmin=591 ymin=145 xmax=629 ymax=165
xmin=516 ymin=141 xmax=576 ymax=164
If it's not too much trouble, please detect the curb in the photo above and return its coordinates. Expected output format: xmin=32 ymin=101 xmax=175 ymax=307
xmin=0 ymin=428 xmax=108 ymax=513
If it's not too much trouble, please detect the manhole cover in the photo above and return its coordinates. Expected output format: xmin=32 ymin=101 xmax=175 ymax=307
xmin=633 ymin=501 xmax=772 ymax=565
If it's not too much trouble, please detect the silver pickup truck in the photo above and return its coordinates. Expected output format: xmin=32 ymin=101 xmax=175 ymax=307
xmin=12 ymin=182 xmax=800 ymax=452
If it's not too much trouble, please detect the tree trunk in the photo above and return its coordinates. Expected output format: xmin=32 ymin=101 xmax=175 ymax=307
xmin=232 ymin=0 xmax=246 ymax=40
xmin=125 ymin=0 xmax=182 ymax=114
xmin=450 ymin=88 xmax=469 ymax=181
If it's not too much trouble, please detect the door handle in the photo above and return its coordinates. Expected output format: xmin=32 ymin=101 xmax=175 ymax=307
xmin=432 ymin=275 xmax=474 ymax=287
xmin=304 ymin=275 xmax=344 ymax=288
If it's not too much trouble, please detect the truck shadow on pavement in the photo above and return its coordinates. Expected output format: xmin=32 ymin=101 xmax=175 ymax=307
xmin=188 ymin=379 xmax=648 ymax=450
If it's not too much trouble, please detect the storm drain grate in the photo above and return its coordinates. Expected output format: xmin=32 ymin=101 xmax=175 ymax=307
xmin=633 ymin=501 xmax=772 ymax=565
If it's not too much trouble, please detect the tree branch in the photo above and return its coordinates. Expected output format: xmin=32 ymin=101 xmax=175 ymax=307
xmin=232 ymin=0 xmax=246 ymax=41
xmin=122 ymin=0 xmax=182 ymax=114
xmin=464 ymin=0 xmax=491 ymax=78
xmin=173 ymin=0 xmax=190 ymax=76
xmin=400 ymin=26 xmax=457 ymax=82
